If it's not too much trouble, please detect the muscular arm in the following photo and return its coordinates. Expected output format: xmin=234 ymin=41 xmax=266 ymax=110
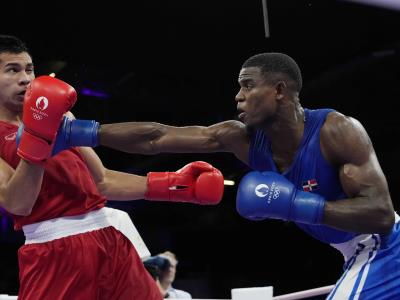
xmin=0 ymin=158 xmax=44 ymax=216
xmin=78 ymin=147 xmax=148 ymax=200
xmin=64 ymin=111 xmax=147 ymax=200
xmin=98 ymin=120 xmax=250 ymax=162
xmin=321 ymin=112 xmax=394 ymax=234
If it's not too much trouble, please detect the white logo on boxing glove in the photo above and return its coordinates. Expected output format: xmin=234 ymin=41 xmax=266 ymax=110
xmin=35 ymin=96 xmax=49 ymax=111
xmin=255 ymin=184 xmax=269 ymax=197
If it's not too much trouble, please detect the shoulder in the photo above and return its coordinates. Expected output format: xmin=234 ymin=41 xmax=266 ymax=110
xmin=320 ymin=111 xmax=364 ymax=142
xmin=209 ymin=119 xmax=250 ymax=149
xmin=320 ymin=111 xmax=372 ymax=165
xmin=208 ymin=120 xmax=247 ymax=137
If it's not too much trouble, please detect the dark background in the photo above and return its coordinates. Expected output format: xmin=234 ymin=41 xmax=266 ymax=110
xmin=1 ymin=0 xmax=400 ymax=298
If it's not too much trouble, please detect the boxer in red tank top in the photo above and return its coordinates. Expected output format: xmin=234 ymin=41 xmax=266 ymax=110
xmin=0 ymin=35 xmax=224 ymax=300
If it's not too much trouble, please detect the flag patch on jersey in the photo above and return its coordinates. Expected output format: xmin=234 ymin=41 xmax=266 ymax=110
xmin=302 ymin=179 xmax=318 ymax=192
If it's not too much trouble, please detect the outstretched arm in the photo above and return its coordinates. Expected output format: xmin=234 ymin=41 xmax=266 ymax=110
xmin=321 ymin=112 xmax=394 ymax=234
xmin=78 ymin=146 xmax=148 ymax=200
xmin=79 ymin=147 xmax=224 ymax=204
xmin=40 ymin=117 xmax=251 ymax=163
xmin=98 ymin=120 xmax=250 ymax=162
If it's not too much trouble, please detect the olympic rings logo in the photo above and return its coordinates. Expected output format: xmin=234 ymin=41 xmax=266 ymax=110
xmin=272 ymin=187 xmax=280 ymax=199
xmin=33 ymin=113 xmax=43 ymax=120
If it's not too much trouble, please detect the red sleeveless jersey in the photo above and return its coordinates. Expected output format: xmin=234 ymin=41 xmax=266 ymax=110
xmin=0 ymin=121 xmax=106 ymax=230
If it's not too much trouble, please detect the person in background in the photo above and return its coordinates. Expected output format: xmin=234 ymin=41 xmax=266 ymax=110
xmin=143 ymin=255 xmax=171 ymax=298
xmin=144 ymin=252 xmax=192 ymax=299
xmin=158 ymin=251 xmax=192 ymax=299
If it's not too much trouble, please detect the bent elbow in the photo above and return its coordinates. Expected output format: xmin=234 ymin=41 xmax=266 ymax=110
xmin=12 ymin=205 xmax=33 ymax=216
xmin=378 ymin=213 xmax=395 ymax=234
xmin=13 ymin=206 xmax=33 ymax=217
xmin=96 ymin=181 xmax=108 ymax=197
xmin=375 ymin=206 xmax=395 ymax=234
xmin=8 ymin=199 xmax=34 ymax=216
xmin=96 ymin=173 xmax=112 ymax=198
xmin=0 ymin=199 xmax=32 ymax=216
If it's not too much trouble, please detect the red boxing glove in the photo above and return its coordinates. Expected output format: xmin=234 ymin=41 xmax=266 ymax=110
xmin=17 ymin=76 xmax=77 ymax=163
xmin=145 ymin=161 xmax=224 ymax=205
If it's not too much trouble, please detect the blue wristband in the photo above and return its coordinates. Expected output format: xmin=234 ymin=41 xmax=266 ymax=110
xmin=69 ymin=119 xmax=99 ymax=147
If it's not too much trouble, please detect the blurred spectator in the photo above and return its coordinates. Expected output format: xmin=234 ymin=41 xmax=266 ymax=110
xmin=158 ymin=251 xmax=192 ymax=299
xmin=143 ymin=256 xmax=171 ymax=298
xmin=143 ymin=252 xmax=192 ymax=299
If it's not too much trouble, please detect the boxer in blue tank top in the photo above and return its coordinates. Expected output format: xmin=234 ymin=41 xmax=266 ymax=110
xmin=63 ymin=52 xmax=400 ymax=299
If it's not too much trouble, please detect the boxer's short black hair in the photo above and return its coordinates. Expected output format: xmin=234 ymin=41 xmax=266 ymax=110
xmin=242 ymin=52 xmax=302 ymax=92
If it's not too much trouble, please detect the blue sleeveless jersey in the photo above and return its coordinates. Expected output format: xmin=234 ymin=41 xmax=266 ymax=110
xmin=248 ymin=108 xmax=357 ymax=244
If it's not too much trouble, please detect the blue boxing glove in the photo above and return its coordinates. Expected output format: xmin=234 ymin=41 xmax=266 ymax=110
xmin=17 ymin=116 xmax=99 ymax=156
xmin=236 ymin=171 xmax=325 ymax=224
